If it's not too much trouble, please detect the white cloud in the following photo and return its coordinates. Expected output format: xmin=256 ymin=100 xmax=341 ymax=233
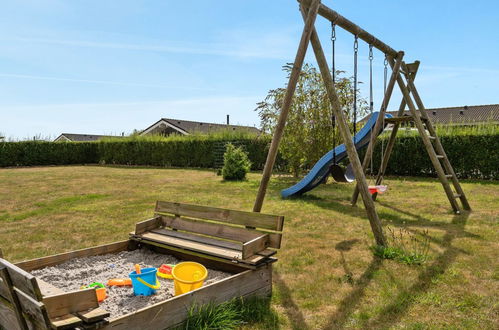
xmin=4 ymin=36 xmax=293 ymax=60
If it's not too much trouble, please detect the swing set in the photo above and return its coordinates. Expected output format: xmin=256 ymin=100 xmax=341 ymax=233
xmin=253 ymin=0 xmax=471 ymax=246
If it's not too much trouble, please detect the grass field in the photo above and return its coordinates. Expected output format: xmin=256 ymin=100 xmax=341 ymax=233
xmin=0 ymin=166 xmax=497 ymax=329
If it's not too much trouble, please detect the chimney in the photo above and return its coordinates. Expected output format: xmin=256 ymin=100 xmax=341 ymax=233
xmin=226 ymin=115 xmax=230 ymax=125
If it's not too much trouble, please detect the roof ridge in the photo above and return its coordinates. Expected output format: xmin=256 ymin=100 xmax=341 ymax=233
xmin=162 ymin=118 xmax=255 ymax=128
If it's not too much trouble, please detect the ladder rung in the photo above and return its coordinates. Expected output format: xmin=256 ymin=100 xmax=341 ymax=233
xmin=436 ymin=155 xmax=445 ymax=159
xmin=428 ymin=136 xmax=436 ymax=140
xmin=445 ymin=174 xmax=453 ymax=178
xmin=454 ymin=194 xmax=461 ymax=198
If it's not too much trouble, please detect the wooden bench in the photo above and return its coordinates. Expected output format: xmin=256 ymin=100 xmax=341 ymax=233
xmin=130 ymin=201 xmax=284 ymax=268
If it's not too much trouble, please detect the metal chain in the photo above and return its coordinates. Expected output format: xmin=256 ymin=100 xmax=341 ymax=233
xmin=369 ymin=44 xmax=374 ymax=114
xmin=369 ymin=44 xmax=374 ymax=175
xmin=331 ymin=23 xmax=336 ymax=84
xmin=353 ymin=35 xmax=358 ymax=143
xmin=384 ymin=55 xmax=388 ymax=94
xmin=381 ymin=54 xmax=389 ymax=164
xmin=331 ymin=23 xmax=337 ymax=164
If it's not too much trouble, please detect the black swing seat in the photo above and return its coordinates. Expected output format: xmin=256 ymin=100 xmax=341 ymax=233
xmin=330 ymin=163 xmax=355 ymax=183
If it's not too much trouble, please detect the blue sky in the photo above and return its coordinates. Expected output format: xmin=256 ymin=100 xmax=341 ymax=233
xmin=1 ymin=0 xmax=498 ymax=140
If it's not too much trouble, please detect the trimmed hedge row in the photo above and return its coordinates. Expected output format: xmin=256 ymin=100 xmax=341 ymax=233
xmin=369 ymin=132 xmax=498 ymax=180
xmin=0 ymin=141 xmax=98 ymax=167
xmin=1 ymin=132 xmax=497 ymax=179
xmin=97 ymin=138 xmax=285 ymax=171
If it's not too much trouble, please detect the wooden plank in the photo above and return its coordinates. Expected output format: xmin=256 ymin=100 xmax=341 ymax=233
xmin=37 ymin=279 xmax=64 ymax=297
xmin=149 ymin=228 xmax=242 ymax=251
xmin=0 ymin=271 xmax=10 ymax=301
xmin=161 ymin=215 xmax=282 ymax=249
xmin=15 ymin=240 xmax=132 ymax=272
xmin=0 ymin=259 xmax=43 ymax=300
xmin=78 ymin=319 xmax=109 ymax=329
xmin=0 ymin=267 xmax=28 ymax=330
xmin=105 ymin=265 xmax=272 ymax=330
xmin=43 ymin=288 xmax=99 ymax=319
xmin=75 ymin=307 xmax=110 ymax=323
xmin=137 ymin=232 xmax=243 ymax=260
xmin=156 ymin=201 xmax=284 ymax=231
xmin=14 ymin=287 xmax=51 ymax=329
xmin=242 ymin=235 xmax=269 ymax=259
xmin=50 ymin=314 xmax=82 ymax=330
xmin=0 ymin=296 xmax=22 ymax=330
xmin=299 ymin=0 xmax=398 ymax=57
xmin=134 ymin=216 xmax=162 ymax=235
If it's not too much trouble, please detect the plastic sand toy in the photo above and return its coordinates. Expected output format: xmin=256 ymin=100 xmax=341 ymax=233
xmin=157 ymin=264 xmax=175 ymax=279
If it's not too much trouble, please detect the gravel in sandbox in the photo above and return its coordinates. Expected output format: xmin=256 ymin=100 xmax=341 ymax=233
xmin=31 ymin=249 xmax=232 ymax=318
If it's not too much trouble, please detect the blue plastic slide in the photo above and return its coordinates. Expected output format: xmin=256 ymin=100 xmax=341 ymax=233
xmin=281 ymin=112 xmax=392 ymax=198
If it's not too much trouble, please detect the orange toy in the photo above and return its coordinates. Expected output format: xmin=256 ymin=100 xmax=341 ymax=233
xmin=107 ymin=278 xmax=132 ymax=286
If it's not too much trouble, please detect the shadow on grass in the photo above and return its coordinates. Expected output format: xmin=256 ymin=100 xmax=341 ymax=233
xmin=377 ymin=201 xmax=481 ymax=241
xmin=273 ymin=271 xmax=310 ymax=330
xmin=364 ymin=211 xmax=471 ymax=328
xmin=323 ymin=256 xmax=383 ymax=329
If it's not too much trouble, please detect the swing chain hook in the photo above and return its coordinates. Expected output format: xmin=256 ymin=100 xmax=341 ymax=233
xmin=369 ymin=44 xmax=374 ymax=61
xmin=331 ymin=23 xmax=336 ymax=41
xmin=354 ymin=35 xmax=359 ymax=52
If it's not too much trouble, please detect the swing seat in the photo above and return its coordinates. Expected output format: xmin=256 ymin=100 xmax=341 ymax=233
xmin=330 ymin=163 xmax=355 ymax=183
xmin=368 ymin=185 xmax=387 ymax=194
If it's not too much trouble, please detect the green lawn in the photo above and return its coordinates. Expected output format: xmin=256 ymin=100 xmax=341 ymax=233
xmin=0 ymin=166 xmax=497 ymax=329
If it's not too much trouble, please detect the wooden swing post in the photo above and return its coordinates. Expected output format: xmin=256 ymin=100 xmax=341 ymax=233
xmin=252 ymin=0 xmax=321 ymax=213
xmin=298 ymin=4 xmax=386 ymax=246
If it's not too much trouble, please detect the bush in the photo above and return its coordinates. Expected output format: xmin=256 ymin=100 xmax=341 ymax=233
xmin=221 ymin=143 xmax=251 ymax=181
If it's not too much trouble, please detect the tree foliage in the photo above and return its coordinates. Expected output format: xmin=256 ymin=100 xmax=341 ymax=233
xmin=255 ymin=63 xmax=368 ymax=176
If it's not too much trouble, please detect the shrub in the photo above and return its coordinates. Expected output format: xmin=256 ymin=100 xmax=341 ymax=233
xmin=221 ymin=143 xmax=252 ymax=181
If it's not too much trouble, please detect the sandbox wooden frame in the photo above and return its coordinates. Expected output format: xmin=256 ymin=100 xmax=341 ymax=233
xmin=0 ymin=202 xmax=281 ymax=330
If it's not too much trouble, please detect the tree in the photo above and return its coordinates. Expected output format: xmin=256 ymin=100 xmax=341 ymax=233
xmin=256 ymin=63 xmax=368 ymax=176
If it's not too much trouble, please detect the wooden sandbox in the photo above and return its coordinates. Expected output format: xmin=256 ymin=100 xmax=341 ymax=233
xmin=0 ymin=201 xmax=284 ymax=330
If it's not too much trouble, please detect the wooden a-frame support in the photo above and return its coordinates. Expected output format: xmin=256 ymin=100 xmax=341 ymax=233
xmin=351 ymin=57 xmax=471 ymax=214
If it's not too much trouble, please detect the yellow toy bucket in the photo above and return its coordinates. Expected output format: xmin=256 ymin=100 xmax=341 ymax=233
xmin=172 ymin=262 xmax=208 ymax=296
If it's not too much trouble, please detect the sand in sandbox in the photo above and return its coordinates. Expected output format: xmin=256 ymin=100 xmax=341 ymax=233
xmin=31 ymin=249 xmax=232 ymax=318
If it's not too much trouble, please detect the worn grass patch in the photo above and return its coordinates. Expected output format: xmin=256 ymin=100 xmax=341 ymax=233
xmin=0 ymin=166 xmax=497 ymax=329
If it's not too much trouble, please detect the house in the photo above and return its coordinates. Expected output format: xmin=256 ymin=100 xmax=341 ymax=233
xmin=360 ymin=104 xmax=499 ymax=126
xmin=54 ymin=133 xmax=123 ymax=142
xmin=140 ymin=117 xmax=260 ymax=136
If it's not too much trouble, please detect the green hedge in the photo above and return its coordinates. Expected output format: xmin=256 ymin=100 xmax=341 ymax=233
xmin=0 ymin=141 xmax=98 ymax=167
xmin=368 ymin=131 xmax=499 ymax=180
xmin=97 ymin=138 xmax=283 ymax=170
xmin=1 ymin=130 xmax=497 ymax=180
